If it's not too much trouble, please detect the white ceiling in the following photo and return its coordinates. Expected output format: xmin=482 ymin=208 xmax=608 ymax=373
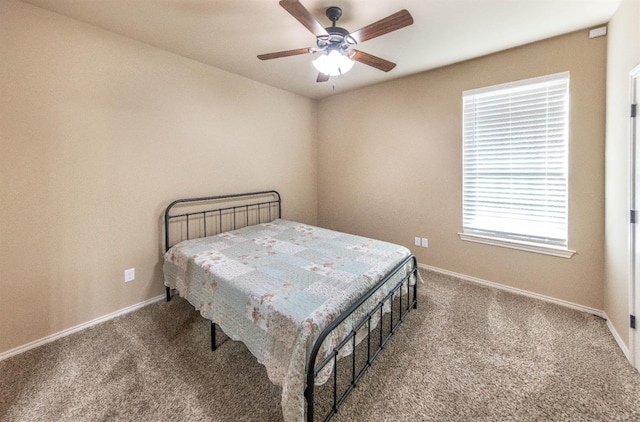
xmin=20 ymin=0 xmax=622 ymax=99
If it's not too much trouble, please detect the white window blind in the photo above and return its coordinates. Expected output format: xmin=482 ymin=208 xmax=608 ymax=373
xmin=462 ymin=72 xmax=569 ymax=249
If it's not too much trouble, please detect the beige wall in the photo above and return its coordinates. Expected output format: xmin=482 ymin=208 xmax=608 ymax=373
xmin=318 ymin=30 xmax=607 ymax=311
xmin=0 ymin=0 xmax=625 ymax=360
xmin=605 ymin=0 xmax=640 ymax=349
xmin=0 ymin=0 xmax=317 ymax=354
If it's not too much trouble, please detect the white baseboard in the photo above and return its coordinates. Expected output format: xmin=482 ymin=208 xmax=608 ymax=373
xmin=606 ymin=318 xmax=631 ymax=362
xmin=419 ymin=264 xmax=634 ymax=362
xmin=420 ymin=264 xmax=606 ymax=318
xmin=3 ymin=266 xmax=632 ymax=367
xmin=0 ymin=294 xmax=165 ymax=362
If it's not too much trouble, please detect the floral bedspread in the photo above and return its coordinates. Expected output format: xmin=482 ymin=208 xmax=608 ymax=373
xmin=163 ymin=219 xmax=416 ymax=421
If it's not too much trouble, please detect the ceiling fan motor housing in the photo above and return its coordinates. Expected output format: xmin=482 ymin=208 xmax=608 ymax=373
xmin=317 ymin=27 xmax=356 ymax=52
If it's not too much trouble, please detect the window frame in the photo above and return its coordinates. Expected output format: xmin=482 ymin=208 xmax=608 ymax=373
xmin=458 ymin=72 xmax=576 ymax=258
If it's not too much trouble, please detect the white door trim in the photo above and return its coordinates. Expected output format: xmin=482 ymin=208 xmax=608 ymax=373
xmin=629 ymin=64 xmax=640 ymax=370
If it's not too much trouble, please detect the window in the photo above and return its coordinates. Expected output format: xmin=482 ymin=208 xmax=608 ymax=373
xmin=460 ymin=72 xmax=575 ymax=258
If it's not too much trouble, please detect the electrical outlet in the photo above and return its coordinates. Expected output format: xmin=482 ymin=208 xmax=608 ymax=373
xmin=422 ymin=238 xmax=429 ymax=248
xmin=124 ymin=268 xmax=135 ymax=283
xmin=414 ymin=237 xmax=421 ymax=246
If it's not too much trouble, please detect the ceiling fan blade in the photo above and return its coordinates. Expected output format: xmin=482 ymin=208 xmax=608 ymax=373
xmin=316 ymin=72 xmax=330 ymax=83
xmin=350 ymin=50 xmax=396 ymax=72
xmin=279 ymin=0 xmax=329 ymax=37
xmin=350 ymin=10 xmax=414 ymax=44
xmin=257 ymin=48 xmax=313 ymax=60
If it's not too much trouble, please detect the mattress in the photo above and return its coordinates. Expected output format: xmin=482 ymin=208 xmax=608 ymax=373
xmin=163 ymin=219 xmax=415 ymax=421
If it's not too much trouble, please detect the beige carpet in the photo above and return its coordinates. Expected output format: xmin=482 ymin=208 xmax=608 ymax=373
xmin=2 ymin=269 xmax=640 ymax=421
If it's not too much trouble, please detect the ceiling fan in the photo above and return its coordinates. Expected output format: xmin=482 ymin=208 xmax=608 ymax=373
xmin=258 ymin=1 xmax=414 ymax=83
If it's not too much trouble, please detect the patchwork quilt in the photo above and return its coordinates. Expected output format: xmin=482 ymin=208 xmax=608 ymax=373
xmin=163 ymin=219 xmax=416 ymax=421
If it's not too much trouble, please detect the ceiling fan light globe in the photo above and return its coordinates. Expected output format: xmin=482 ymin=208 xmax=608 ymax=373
xmin=312 ymin=50 xmax=354 ymax=76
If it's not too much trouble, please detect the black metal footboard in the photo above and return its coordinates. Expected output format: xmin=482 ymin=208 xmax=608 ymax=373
xmin=305 ymin=255 xmax=419 ymax=422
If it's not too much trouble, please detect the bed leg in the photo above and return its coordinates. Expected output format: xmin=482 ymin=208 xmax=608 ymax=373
xmin=412 ymin=261 xmax=419 ymax=309
xmin=165 ymin=286 xmax=171 ymax=302
xmin=305 ymin=373 xmax=315 ymax=422
xmin=413 ymin=277 xmax=418 ymax=309
xmin=211 ymin=322 xmax=217 ymax=351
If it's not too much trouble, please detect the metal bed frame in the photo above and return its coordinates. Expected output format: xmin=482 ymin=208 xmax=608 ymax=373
xmin=164 ymin=190 xmax=418 ymax=421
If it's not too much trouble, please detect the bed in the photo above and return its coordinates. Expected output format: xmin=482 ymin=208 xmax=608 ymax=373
xmin=163 ymin=190 xmax=419 ymax=421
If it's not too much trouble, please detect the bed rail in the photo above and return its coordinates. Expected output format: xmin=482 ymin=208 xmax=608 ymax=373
xmin=305 ymin=255 xmax=419 ymax=421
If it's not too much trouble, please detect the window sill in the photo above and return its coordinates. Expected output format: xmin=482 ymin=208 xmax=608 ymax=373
xmin=458 ymin=233 xmax=576 ymax=259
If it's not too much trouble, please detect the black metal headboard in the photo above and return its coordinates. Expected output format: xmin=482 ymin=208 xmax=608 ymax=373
xmin=164 ymin=190 xmax=281 ymax=252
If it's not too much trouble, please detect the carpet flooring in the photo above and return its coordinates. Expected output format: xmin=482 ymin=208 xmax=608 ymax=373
xmin=2 ymin=269 xmax=640 ymax=421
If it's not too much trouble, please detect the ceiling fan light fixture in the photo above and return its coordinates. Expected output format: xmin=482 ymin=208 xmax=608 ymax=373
xmin=312 ymin=49 xmax=354 ymax=76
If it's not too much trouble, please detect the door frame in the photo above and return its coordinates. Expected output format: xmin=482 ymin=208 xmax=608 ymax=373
xmin=630 ymin=64 xmax=640 ymax=370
